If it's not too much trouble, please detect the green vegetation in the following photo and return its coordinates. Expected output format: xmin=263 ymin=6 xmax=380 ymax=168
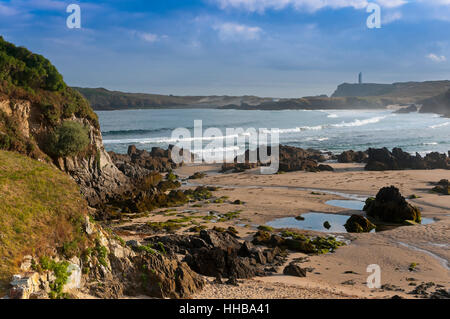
xmin=310 ymin=236 xmax=346 ymax=254
xmin=137 ymin=244 xmax=157 ymax=255
xmin=217 ymin=210 xmax=242 ymax=222
xmin=0 ymin=37 xmax=63 ymax=91
xmin=0 ymin=36 xmax=98 ymax=161
xmin=188 ymin=172 xmax=206 ymax=180
xmin=254 ymin=229 xmax=345 ymax=255
xmin=257 ymin=225 xmax=274 ymax=232
xmin=0 ymin=151 xmax=88 ymax=290
xmin=409 ymin=262 xmax=418 ymax=272
xmin=39 ymin=256 xmax=71 ymax=299
xmin=0 ymin=38 xmax=98 ymax=126
xmin=46 ymin=121 xmax=90 ymax=157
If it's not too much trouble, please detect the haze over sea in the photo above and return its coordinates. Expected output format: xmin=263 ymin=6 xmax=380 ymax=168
xmin=98 ymin=109 xmax=450 ymax=159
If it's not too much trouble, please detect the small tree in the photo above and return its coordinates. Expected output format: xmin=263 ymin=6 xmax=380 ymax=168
xmin=47 ymin=121 xmax=90 ymax=157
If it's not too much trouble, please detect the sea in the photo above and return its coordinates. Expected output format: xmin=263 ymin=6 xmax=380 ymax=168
xmin=97 ymin=108 xmax=450 ymax=160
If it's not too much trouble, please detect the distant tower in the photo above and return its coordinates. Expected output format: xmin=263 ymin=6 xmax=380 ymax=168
xmin=358 ymin=72 xmax=363 ymax=84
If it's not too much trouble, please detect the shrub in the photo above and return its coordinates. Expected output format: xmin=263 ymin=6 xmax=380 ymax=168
xmin=47 ymin=121 xmax=90 ymax=157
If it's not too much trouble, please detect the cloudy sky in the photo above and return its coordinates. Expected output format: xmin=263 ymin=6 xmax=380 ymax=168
xmin=1 ymin=0 xmax=449 ymax=97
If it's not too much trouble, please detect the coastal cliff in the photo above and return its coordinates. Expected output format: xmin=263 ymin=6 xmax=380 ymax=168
xmin=420 ymin=89 xmax=450 ymax=118
xmin=0 ymin=36 xmax=128 ymax=205
xmin=0 ymin=37 xmax=206 ymax=299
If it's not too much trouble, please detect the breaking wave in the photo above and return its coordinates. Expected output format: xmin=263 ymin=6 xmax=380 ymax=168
xmin=429 ymin=122 xmax=450 ymax=129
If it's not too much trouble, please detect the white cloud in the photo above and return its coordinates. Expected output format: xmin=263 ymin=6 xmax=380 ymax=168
xmin=382 ymin=11 xmax=402 ymax=24
xmin=426 ymin=53 xmax=447 ymax=63
xmin=0 ymin=3 xmax=19 ymax=16
xmin=214 ymin=22 xmax=263 ymax=41
xmin=376 ymin=0 xmax=407 ymax=9
xmin=212 ymin=0 xmax=406 ymax=13
xmin=140 ymin=33 xmax=160 ymax=43
xmin=131 ymin=31 xmax=168 ymax=43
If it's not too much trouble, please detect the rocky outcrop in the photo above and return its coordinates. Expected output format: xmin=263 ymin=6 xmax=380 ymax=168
xmin=365 ymin=148 xmax=450 ymax=171
xmin=6 ymin=216 xmax=204 ymax=299
xmin=344 ymin=215 xmax=376 ymax=233
xmin=283 ymin=263 xmax=307 ymax=277
xmin=251 ymin=231 xmax=345 ymax=255
xmin=364 ymin=186 xmax=421 ymax=224
xmin=221 ymin=145 xmax=333 ymax=173
xmin=420 ymin=88 xmax=450 ymax=118
xmin=56 ymin=118 xmax=129 ymax=206
xmin=337 ymin=150 xmax=368 ymax=163
xmin=394 ymin=104 xmax=418 ymax=114
xmin=432 ymin=179 xmax=449 ymax=195
xmin=0 ymin=98 xmax=130 ymax=206
xmin=109 ymin=145 xmax=187 ymax=178
xmin=144 ymin=230 xmax=287 ymax=280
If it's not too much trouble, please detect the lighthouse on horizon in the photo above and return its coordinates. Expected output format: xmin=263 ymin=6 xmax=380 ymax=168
xmin=358 ymin=72 xmax=363 ymax=84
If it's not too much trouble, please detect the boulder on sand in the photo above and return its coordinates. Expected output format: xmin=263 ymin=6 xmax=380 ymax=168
xmin=363 ymin=186 xmax=421 ymax=223
xmin=283 ymin=263 xmax=307 ymax=277
xmin=337 ymin=150 xmax=368 ymax=163
xmin=365 ymin=147 xmax=450 ymax=171
xmin=344 ymin=215 xmax=376 ymax=233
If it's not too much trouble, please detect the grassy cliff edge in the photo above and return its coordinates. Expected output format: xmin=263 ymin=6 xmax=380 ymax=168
xmin=0 ymin=150 xmax=88 ymax=293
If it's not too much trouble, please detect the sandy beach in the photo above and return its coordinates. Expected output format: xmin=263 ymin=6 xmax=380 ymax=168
xmin=112 ymin=162 xmax=450 ymax=299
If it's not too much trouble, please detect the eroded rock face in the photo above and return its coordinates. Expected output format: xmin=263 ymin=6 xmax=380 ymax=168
xmin=283 ymin=263 xmax=307 ymax=277
xmin=365 ymin=148 xmax=450 ymax=171
xmin=0 ymin=99 xmax=131 ymax=206
xmin=221 ymin=145 xmax=333 ymax=173
xmin=7 ymin=217 xmax=205 ymax=299
xmin=337 ymin=150 xmax=368 ymax=163
xmin=364 ymin=186 xmax=421 ymax=223
xmin=344 ymin=215 xmax=376 ymax=233
xmin=145 ymin=230 xmax=286 ymax=280
xmin=109 ymin=145 xmax=191 ymax=178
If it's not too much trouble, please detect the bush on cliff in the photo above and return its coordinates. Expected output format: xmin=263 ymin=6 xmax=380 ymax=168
xmin=0 ymin=36 xmax=99 ymax=135
xmin=46 ymin=121 xmax=90 ymax=157
xmin=0 ymin=151 xmax=89 ymax=293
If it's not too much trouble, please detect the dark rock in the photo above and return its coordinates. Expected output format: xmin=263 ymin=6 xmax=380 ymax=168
xmin=365 ymin=147 xmax=449 ymax=171
xmin=221 ymin=145 xmax=332 ymax=173
xmin=338 ymin=150 xmax=368 ymax=163
xmin=147 ymin=230 xmax=286 ymax=281
xmin=430 ymin=289 xmax=450 ymax=299
xmin=318 ymin=164 xmax=334 ymax=171
xmin=226 ymin=276 xmax=239 ymax=286
xmin=189 ymin=172 xmax=206 ymax=180
xmin=409 ymin=282 xmax=436 ymax=297
xmin=344 ymin=215 xmax=376 ymax=233
xmin=283 ymin=263 xmax=307 ymax=277
xmin=394 ymin=104 xmax=418 ymax=114
xmin=364 ymin=186 xmax=421 ymax=223
xmin=432 ymin=179 xmax=450 ymax=195
xmin=341 ymin=280 xmax=357 ymax=286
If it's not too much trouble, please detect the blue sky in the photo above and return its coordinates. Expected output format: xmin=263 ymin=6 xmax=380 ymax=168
xmin=1 ymin=0 xmax=449 ymax=97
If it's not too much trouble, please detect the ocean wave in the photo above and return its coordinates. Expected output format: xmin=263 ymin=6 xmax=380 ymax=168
xmin=102 ymin=128 xmax=172 ymax=136
xmin=103 ymin=132 xmax=253 ymax=145
xmin=429 ymin=122 xmax=450 ymax=129
xmin=263 ymin=116 xmax=386 ymax=134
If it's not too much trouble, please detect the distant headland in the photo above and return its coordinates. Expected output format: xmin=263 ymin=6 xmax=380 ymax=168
xmin=74 ymin=80 xmax=450 ymax=117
